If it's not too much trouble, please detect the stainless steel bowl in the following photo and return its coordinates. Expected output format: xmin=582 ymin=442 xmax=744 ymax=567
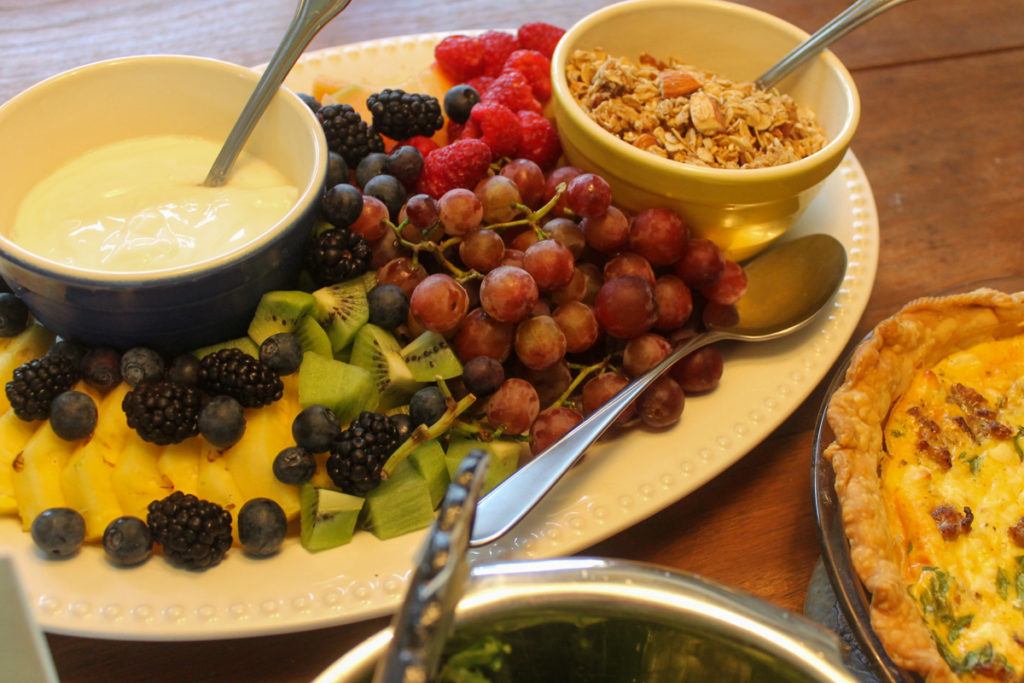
xmin=317 ymin=557 xmax=858 ymax=682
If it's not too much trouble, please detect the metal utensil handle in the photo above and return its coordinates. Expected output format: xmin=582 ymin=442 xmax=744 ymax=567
xmin=469 ymin=329 xmax=727 ymax=547
xmin=374 ymin=449 xmax=491 ymax=683
xmin=755 ymin=0 xmax=914 ymax=90
xmin=203 ymin=0 xmax=352 ymax=186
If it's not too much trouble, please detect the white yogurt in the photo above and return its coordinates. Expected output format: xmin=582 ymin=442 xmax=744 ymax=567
xmin=10 ymin=135 xmax=298 ymax=272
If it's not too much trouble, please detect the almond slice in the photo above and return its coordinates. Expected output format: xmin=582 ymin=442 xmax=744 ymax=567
xmin=659 ymin=69 xmax=701 ymax=98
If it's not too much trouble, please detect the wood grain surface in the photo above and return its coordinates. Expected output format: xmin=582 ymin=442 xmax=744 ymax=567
xmin=1 ymin=0 xmax=1022 ymax=680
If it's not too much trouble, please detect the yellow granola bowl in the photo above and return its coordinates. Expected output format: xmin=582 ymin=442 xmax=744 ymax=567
xmin=550 ymin=0 xmax=860 ymax=260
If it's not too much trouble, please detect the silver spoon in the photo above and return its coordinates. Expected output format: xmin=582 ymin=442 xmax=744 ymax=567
xmin=470 ymin=233 xmax=848 ymax=547
xmin=755 ymin=0 xmax=915 ymax=90
xmin=203 ymin=0 xmax=353 ymax=187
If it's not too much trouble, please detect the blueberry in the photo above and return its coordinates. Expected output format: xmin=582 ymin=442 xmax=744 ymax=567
xmin=297 ymin=92 xmax=321 ymax=113
xmin=462 ymin=356 xmax=505 ymax=397
xmin=355 ymin=152 xmax=389 ymax=188
xmin=272 ymin=446 xmax=316 ymax=485
xmin=390 ymin=413 xmax=414 ymax=443
xmin=80 ymin=346 xmax=122 ymax=391
xmin=237 ymin=498 xmax=287 ymax=557
xmin=326 ymin=151 xmax=350 ymax=189
xmin=198 ymin=395 xmax=246 ymax=448
xmin=120 ymin=347 xmax=165 ymax=387
xmin=31 ymin=507 xmax=85 ymax=557
xmin=0 ymin=292 xmax=28 ymax=337
xmin=385 ymin=145 xmax=424 ymax=189
xmin=321 ymin=183 xmax=363 ymax=228
xmin=167 ymin=353 xmax=201 ymax=386
xmin=49 ymin=390 xmax=98 ymax=441
xmin=363 ymin=173 xmax=407 ymax=222
xmin=102 ymin=516 xmax=153 ymax=566
xmin=409 ymin=386 xmax=447 ymax=428
xmin=260 ymin=332 xmax=303 ymax=375
xmin=292 ymin=404 xmax=340 ymax=452
xmin=47 ymin=339 xmax=87 ymax=366
xmin=367 ymin=284 xmax=410 ymax=331
xmin=443 ymin=84 xmax=481 ymax=125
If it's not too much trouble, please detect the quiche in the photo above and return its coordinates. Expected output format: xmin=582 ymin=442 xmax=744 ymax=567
xmin=826 ymin=288 xmax=1024 ymax=682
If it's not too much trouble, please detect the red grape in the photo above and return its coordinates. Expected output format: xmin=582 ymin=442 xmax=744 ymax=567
xmin=670 ymin=346 xmax=724 ymax=393
xmin=453 ymin=308 xmax=515 ymax=362
xmin=594 ymin=275 xmax=658 ymax=340
xmin=377 ymin=257 xmax=427 ymax=297
xmin=652 ymin=275 xmax=693 ymax=331
xmin=529 ymin=406 xmax=584 ymax=454
xmin=409 ymin=273 xmax=470 ymax=334
xmin=479 ymin=265 xmax=539 ymax=323
xmin=438 ymin=188 xmax=483 ymax=235
xmin=581 ymin=205 xmax=629 ymax=254
xmin=702 ymin=260 xmax=747 ymax=305
xmin=622 ymin=333 xmax=671 ymax=377
xmin=603 ymin=252 xmax=655 ymax=286
xmin=523 ymin=239 xmax=575 ymax=291
xmin=510 ymin=229 xmax=540 ymax=252
xmin=637 ymin=376 xmax=685 ymax=429
xmin=576 ymin=262 xmax=604 ymax=305
xmin=581 ymin=371 xmax=635 ymax=425
xmin=486 ymin=378 xmax=540 ymax=434
xmin=549 ymin=268 xmax=587 ymax=306
xmin=518 ymin=360 xmax=572 ymax=406
xmin=500 ymin=158 xmax=545 ymax=209
xmin=369 ymin=230 xmax=401 ymax=269
xmin=459 ymin=229 xmax=505 ymax=273
xmin=552 ymin=301 xmax=600 ymax=353
xmin=566 ymin=172 xmax=611 ymax=218
xmin=675 ymin=237 xmax=725 ymax=289
xmin=461 ymin=356 xmax=505 ymax=397
xmin=514 ymin=315 xmax=567 ymax=370
xmin=543 ymin=217 xmax=586 ymax=258
xmin=349 ymin=195 xmax=389 ymax=242
xmin=628 ymin=208 xmax=688 ymax=266
xmin=543 ymin=166 xmax=582 ymax=217
xmin=475 ymin=175 xmax=522 ymax=224
xmin=500 ymin=248 xmax=526 ymax=269
xmin=403 ymin=193 xmax=440 ymax=231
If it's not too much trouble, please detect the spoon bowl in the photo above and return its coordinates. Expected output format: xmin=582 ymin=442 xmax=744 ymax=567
xmin=470 ymin=233 xmax=848 ymax=546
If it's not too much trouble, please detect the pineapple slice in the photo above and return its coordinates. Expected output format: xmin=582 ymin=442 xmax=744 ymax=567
xmin=12 ymin=422 xmax=83 ymax=530
xmin=0 ymin=409 xmax=44 ymax=515
xmin=0 ymin=322 xmax=56 ymax=415
xmin=157 ymin=436 xmax=202 ymax=496
xmin=111 ymin=432 xmax=172 ymax=520
xmin=197 ymin=442 xmax=246 ymax=516
xmin=61 ymin=383 xmax=131 ymax=539
xmin=223 ymin=401 xmax=300 ymax=520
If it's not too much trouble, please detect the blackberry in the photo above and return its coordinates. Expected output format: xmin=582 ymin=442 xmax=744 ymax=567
xmin=147 ymin=491 xmax=232 ymax=569
xmin=366 ymin=89 xmax=444 ymax=140
xmin=304 ymin=227 xmax=371 ymax=287
xmin=326 ymin=411 xmax=400 ymax=496
xmin=317 ymin=103 xmax=384 ymax=167
xmin=198 ymin=348 xmax=283 ymax=408
xmin=122 ymin=380 xmax=202 ymax=445
xmin=6 ymin=354 xmax=80 ymax=420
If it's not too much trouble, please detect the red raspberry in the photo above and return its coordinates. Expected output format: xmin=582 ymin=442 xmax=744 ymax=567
xmin=417 ymin=138 xmax=492 ymax=198
xmin=478 ymin=30 xmax=520 ymax=77
xmin=517 ymin=22 xmax=565 ymax=59
xmin=502 ymin=49 xmax=552 ymax=102
xmin=435 ymin=34 xmax=484 ymax=82
xmin=447 ymin=118 xmax=466 ymax=141
xmin=456 ymin=117 xmax=481 ymax=140
xmin=482 ymin=70 xmax=542 ymax=114
xmin=470 ymin=102 xmax=523 ymax=159
xmin=517 ymin=111 xmax=561 ymax=170
xmin=391 ymin=135 xmax=439 ymax=159
xmin=465 ymin=75 xmax=494 ymax=99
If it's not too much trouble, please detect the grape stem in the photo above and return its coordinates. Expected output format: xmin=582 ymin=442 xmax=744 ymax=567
xmin=382 ymin=392 xmax=477 ymax=477
xmin=551 ymin=359 xmax=608 ymax=410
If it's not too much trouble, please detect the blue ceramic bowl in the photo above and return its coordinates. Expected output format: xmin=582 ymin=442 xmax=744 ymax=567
xmin=0 ymin=55 xmax=327 ymax=351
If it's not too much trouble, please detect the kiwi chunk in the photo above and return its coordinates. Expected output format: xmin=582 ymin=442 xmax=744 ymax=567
xmin=363 ymin=459 xmax=435 ymax=540
xmin=349 ymin=324 xmax=423 ymax=411
xmin=294 ymin=315 xmax=333 ymax=358
xmin=297 ymin=351 xmax=379 ymax=425
xmin=445 ymin=438 xmax=524 ymax=495
xmin=312 ymin=279 xmax=370 ymax=354
xmin=193 ymin=336 xmax=259 ymax=359
xmin=408 ymin=440 xmax=449 ymax=508
xmin=401 ymin=331 xmax=463 ymax=382
xmin=247 ymin=290 xmax=316 ymax=345
xmin=299 ymin=484 xmax=363 ymax=551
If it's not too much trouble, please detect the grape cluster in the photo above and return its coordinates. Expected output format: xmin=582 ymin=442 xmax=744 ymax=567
xmin=351 ymin=155 xmax=744 ymax=453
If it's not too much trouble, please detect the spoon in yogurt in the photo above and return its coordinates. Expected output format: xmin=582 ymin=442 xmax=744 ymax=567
xmin=470 ymin=233 xmax=848 ymax=547
xmin=203 ymin=0 xmax=353 ymax=187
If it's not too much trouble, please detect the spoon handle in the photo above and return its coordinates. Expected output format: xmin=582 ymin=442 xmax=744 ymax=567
xmin=203 ymin=0 xmax=352 ymax=187
xmin=469 ymin=329 xmax=727 ymax=547
xmin=755 ymin=0 xmax=915 ymax=90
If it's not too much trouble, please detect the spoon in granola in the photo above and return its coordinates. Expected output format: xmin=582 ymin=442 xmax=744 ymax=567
xmin=470 ymin=233 xmax=848 ymax=547
xmin=755 ymin=0 xmax=916 ymax=90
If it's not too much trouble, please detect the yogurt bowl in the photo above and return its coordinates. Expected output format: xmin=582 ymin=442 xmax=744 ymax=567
xmin=0 ymin=54 xmax=327 ymax=351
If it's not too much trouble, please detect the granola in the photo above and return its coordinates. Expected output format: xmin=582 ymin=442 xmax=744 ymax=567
xmin=566 ymin=49 xmax=828 ymax=169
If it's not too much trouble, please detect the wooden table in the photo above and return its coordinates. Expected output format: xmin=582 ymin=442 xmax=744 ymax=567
xmin=1 ymin=0 xmax=1021 ymax=680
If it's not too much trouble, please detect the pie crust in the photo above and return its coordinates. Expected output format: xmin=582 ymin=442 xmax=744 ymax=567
xmin=825 ymin=288 xmax=1024 ymax=682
